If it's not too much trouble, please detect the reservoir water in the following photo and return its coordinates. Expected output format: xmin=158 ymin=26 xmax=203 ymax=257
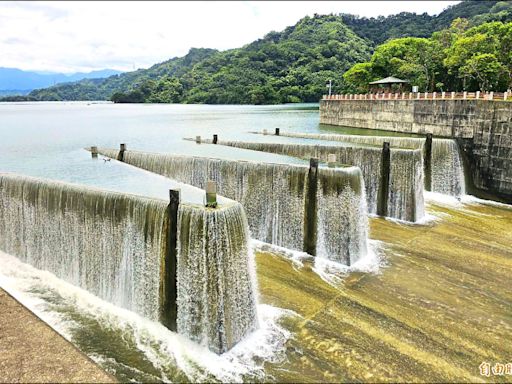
xmin=0 ymin=102 xmax=511 ymax=382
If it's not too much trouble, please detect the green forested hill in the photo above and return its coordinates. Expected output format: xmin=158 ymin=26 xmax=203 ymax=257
xmin=341 ymin=0 xmax=504 ymax=45
xmin=25 ymin=1 xmax=512 ymax=104
xmin=30 ymin=15 xmax=372 ymax=104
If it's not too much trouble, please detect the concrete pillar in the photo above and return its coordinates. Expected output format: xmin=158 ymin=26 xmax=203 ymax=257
xmin=504 ymin=92 xmax=508 ymax=101
xmin=476 ymin=91 xmax=480 ymax=99
xmin=409 ymin=92 xmax=413 ymax=100
xmin=377 ymin=142 xmax=391 ymax=217
xmin=160 ymin=189 xmax=180 ymax=332
xmin=451 ymin=91 xmax=455 ymax=99
xmin=424 ymin=92 xmax=428 ymax=99
xmin=490 ymin=92 xmax=494 ymax=100
xmin=213 ymin=134 xmax=218 ymax=144
xmin=424 ymin=133 xmax=433 ymax=192
xmin=433 ymin=92 xmax=437 ymax=99
xmin=304 ymin=158 xmax=318 ymax=256
xmin=91 ymin=146 xmax=98 ymax=159
xmin=206 ymin=180 xmax=217 ymax=207
xmin=463 ymin=91 xmax=467 ymax=100
xmin=441 ymin=91 xmax=446 ymax=99
xmin=417 ymin=92 xmax=420 ymax=100
xmin=402 ymin=93 xmax=405 ymax=100
xmin=275 ymin=128 xmax=280 ymax=136
xmin=327 ymin=153 xmax=336 ymax=167
xmin=195 ymin=136 xmax=201 ymax=144
xmin=118 ymin=143 xmax=126 ymax=162
xmin=395 ymin=93 xmax=399 ymax=99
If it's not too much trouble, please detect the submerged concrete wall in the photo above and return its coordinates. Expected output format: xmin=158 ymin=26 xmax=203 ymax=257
xmin=320 ymin=99 xmax=512 ymax=202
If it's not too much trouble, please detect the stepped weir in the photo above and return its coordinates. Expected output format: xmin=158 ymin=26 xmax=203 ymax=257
xmin=194 ymin=138 xmax=424 ymax=222
xmin=95 ymin=148 xmax=368 ymax=265
xmin=0 ymin=173 xmax=257 ymax=354
xmin=258 ymin=131 xmax=466 ymax=197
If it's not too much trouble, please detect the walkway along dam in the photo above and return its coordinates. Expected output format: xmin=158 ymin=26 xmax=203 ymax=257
xmin=0 ymin=173 xmax=258 ymax=354
xmin=93 ymin=147 xmax=369 ymax=265
xmin=320 ymin=96 xmax=512 ymax=203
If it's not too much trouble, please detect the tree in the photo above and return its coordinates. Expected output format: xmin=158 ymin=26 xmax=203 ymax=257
xmin=459 ymin=53 xmax=506 ymax=90
xmin=342 ymin=63 xmax=374 ymax=93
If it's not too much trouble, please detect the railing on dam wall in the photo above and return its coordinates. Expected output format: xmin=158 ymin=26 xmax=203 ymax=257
xmin=322 ymin=91 xmax=511 ymax=101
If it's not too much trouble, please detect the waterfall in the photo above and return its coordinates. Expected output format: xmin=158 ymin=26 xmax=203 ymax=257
xmin=115 ymin=150 xmax=308 ymax=251
xmin=431 ymin=139 xmax=466 ymax=196
xmin=388 ymin=149 xmax=425 ymax=222
xmin=195 ymin=141 xmax=423 ymax=222
xmin=267 ymin=131 xmax=466 ymax=197
xmin=0 ymin=173 xmax=259 ymax=354
xmin=96 ymin=149 xmax=369 ymax=264
xmin=316 ymin=167 xmax=368 ymax=265
xmin=176 ymin=203 xmax=258 ymax=354
xmin=0 ymin=173 xmax=167 ymax=321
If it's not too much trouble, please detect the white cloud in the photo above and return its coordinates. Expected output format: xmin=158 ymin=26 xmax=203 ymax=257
xmin=0 ymin=1 xmax=460 ymax=73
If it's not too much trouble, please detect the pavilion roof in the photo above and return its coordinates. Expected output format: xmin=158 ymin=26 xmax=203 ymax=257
xmin=369 ymin=76 xmax=410 ymax=85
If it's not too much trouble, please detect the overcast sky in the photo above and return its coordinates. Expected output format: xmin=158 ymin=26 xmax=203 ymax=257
xmin=0 ymin=1 xmax=460 ymax=74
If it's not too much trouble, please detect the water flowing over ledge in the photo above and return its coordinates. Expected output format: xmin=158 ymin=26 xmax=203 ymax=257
xmin=262 ymin=131 xmax=465 ymax=197
xmin=192 ymin=140 xmax=424 ymax=223
xmin=0 ymin=173 xmax=258 ymax=354
xmin=177 ymin=203 xmax=258 ymax=354
xmin=95 ymin=149 xmax=368 ymax=265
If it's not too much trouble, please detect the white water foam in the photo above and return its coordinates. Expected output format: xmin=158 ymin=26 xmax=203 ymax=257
xmin=0 ymin=250 xmax=296 ymax=383
xmin=252 ymin=239 xmax=385 ymax=288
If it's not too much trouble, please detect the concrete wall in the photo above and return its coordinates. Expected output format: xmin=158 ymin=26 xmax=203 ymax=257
xmin=320 ymin=99 xmax=512 ymax=202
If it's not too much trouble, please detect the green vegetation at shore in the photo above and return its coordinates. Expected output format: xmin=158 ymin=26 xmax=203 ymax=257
xmin=9 ymin=0 xmax=512 ymax=104
xmin=344 ymin=17 xmax=512 ymax=93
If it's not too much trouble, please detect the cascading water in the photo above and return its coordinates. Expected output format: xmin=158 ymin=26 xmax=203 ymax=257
xmin=96 ymin=149 xmax=369 ymax=264
xmin=316 ymin=167 xmax=368 ymax=265
xmin=388 ymin=149 xmax=425 ymax=222
xmin=177 ymin=203 xmax=258 ymax=354
xmin=431 ymin=139 xmax=466 ymax=196
xmin=0 ymin=173 xmax=167 ymax=321
xmin=267 ymin=131 xmax=466 ymax=197
xmin=0 ymin=172 xmax=259 ymax=354
xmin=111 ymin=150 xmax=308 ymax=251
xmin=196 ymin=141 xmax=423 ymax=222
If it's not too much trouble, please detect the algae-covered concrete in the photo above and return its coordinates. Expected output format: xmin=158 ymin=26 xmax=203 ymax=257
xmin=0 ymin=288 xmax=116 ymax=383
xmin=257 ymin=200 xmax=512 ymax=382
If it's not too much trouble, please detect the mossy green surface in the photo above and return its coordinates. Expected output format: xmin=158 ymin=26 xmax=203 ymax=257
xmin=256 ymin=200 xmax=512 ymax=382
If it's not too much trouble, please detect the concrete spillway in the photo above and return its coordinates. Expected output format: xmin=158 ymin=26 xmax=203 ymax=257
xmin=193 ymin=140 xmax=424 ymax=223
xmin=0 ymin=173 xmax=257 ymax=354
xmin=96 ymin=148 xmax=368 ymax=265
xmin=265 ymin=131 xmax=465 ymax=197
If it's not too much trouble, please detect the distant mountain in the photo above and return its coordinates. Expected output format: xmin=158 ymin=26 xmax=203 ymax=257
xmin=21 ymin=0 xmax=512 ymax=104
xmin=0 ymin=68 xmax=123 ymax=95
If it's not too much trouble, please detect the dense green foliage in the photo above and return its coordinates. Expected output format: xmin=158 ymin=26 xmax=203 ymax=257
xmin=30 ymin=16 xmax=372 ymax=104
xmin=341 ymin=1 xmax=512 ymax=45
xmin=343 ymin=17 xmax=512 ymax=92
xmin=14 ymin=1 xmax=512 ymax=104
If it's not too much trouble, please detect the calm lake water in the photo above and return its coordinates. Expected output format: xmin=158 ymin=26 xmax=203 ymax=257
xmin=0 ymin=102 xmax=318 ymax=203
xmin=0 ymin=101 xmax=417 ymax=202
